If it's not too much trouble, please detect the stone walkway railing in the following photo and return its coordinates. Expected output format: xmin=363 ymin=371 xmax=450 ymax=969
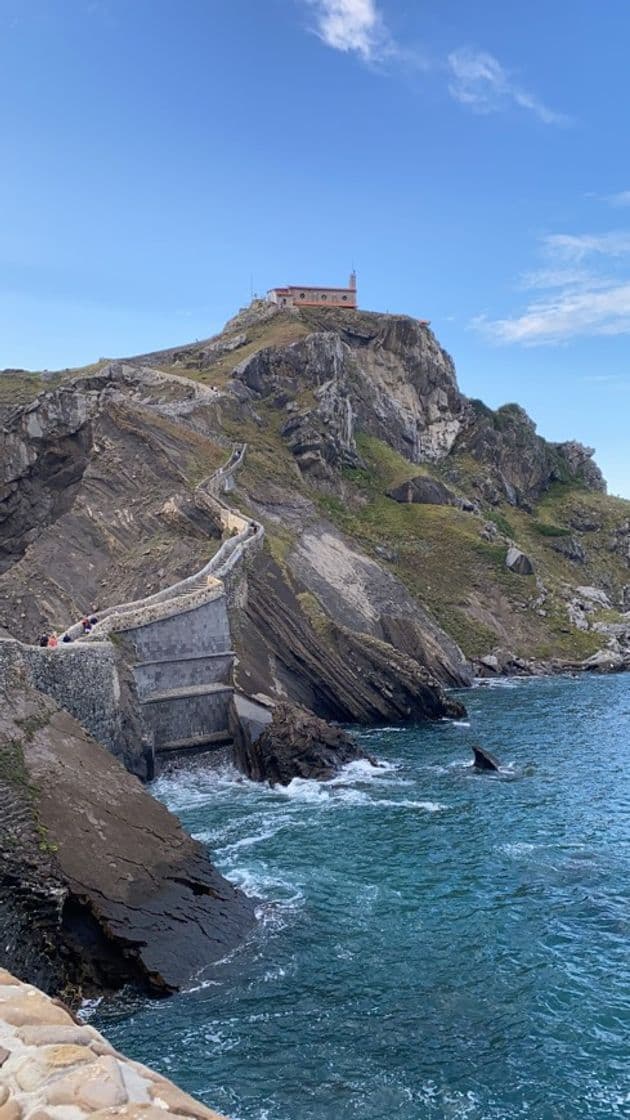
xmin=62 ymin=442 xmax=263 ymax=642
xmin=0 ymin=969 xmax=228 ymax=1120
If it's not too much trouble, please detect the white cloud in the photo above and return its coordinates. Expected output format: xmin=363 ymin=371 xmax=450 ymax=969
xmin=607 ymin=191 xmax=630 ymax=208
xmin=447 ymin=47 xmax=569 ymax=125
xmin=580 ymin=373 xmax=629 ymax=384
xmin=476 ymin=285 xmax=630 ymax=344
xmin=307 ymin=0 xmax=391 ymax=61
xmin=543 ymin=231 xmax=630 ymax=261
xmin=302 ymin=8 xmax=569 ymax=124
xmin=476 ymin=230 xmax=630 ymax=344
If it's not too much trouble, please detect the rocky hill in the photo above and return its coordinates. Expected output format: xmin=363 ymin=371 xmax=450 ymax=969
xmin=2 ymin=300 xmax=629 ymax=706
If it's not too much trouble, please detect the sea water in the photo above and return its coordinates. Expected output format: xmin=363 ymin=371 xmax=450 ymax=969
xmin=93 ymin=674 xmax=630 ymax=1119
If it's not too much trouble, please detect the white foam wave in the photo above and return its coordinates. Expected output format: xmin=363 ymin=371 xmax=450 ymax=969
xmin=182 ymin=978 xmax=221 ymax=994
xmin=330 ymin=756 xmax=399 ymax=782
xmin=213 ymin=819 xmax=291 ymax=858
xmin=475 ymin=677 xmax=517 ymax=689
xmin=499 ymin=841 xmax=539 ymax=857
xmin=376 ymin=798 xmax=448 ymax=812
xmin=77 ymin=997 xmax=103 ymax=1021
xmin=277 ymin=777 xmax=331 ymax=802
xmin=229 ymin=865 xmax=304 ymax=909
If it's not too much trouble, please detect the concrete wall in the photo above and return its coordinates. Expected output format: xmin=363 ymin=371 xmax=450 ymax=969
xmin=141 ymin=686 xmax=234 ymax=749
xmin=0 ymin=638 xmax=151 ymax=778
xmin=134 ymin=652 xmax=233 ymax=697
xmin=120 ymin=595 xmax=232 ymax=663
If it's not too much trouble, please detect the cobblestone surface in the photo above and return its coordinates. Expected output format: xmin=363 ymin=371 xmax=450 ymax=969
xmin=0 ymin=972 xmax=228 ymax=1120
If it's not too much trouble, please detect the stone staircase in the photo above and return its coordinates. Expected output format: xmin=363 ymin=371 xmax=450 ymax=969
xmin=13 ymin=441 xmax=266 ymax=771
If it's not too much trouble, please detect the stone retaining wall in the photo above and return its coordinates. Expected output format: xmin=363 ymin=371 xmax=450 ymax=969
xmin=0 ymin=969 xmax=228 ymax=1120
xmin=133 ymin=652 xmax=233 ymax=697
xmin=0 ymin=640 xmax=124 ymax=758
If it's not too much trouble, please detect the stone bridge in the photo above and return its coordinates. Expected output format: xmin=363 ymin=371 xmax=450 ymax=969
xmin=0 ymin=443 xmax=271 ymax=777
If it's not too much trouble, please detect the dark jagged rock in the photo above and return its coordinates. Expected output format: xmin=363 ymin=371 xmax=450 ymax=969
xmin=233 ymin=701 xmax=369 ymax=786
xmin=387 ymin=476 xmax=457 ymax=506
xmin=0 ymin=675 xmax=254 ymax=1000
xmin=472 ymin=745 xmax=501 ymax=771
xmin=452 ymin=402 xmax=606 ymax=507
xmin=550 ymin=535 xmax=586 ymax=564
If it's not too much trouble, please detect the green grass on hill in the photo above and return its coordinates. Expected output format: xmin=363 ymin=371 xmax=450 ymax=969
xmin=307 ymin=434 xmax=630 ymax=661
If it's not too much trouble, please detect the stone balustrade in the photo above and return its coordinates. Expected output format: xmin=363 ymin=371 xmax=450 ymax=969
xmin=62 ymin=442 xmax=262 ymax=642
xmin=0 ymin=970 xmax=228 ymax=1120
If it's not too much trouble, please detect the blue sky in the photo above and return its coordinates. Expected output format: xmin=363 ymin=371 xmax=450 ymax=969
xmin=2 ymin=0 xmax=630 ymax=495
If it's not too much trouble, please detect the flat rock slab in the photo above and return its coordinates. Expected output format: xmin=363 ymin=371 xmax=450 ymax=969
xmin=0 ymin=681 xmax=254 ymax=998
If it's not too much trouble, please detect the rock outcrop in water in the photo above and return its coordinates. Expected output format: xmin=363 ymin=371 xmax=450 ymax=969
xmin=233 ymin=701 xmax=370 ymax=786
xmin=0 ymin=674 xmax=254 ymax=999
xmin=472 ymin=745 xmax=501 ymax=772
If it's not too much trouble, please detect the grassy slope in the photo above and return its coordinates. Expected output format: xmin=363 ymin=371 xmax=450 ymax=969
xmin=0 ymin=362 xmax=111 ymax=406
xmin=316 ymin=435 xmax=630 ymax=661
xmin=216 ymin=397 xmax=629 ymax=662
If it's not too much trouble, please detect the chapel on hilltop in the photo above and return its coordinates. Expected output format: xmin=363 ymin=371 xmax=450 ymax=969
xmin=267 ymin=271 xmax=357 ymax=309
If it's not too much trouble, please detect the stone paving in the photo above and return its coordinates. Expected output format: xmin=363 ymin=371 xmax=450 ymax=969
xmin=0 ymin=971 xmax=228 ymax=1120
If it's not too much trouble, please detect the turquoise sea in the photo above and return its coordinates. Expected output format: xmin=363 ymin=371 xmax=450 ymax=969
xmin=94 ymin=675 xmax=630 ymax=1120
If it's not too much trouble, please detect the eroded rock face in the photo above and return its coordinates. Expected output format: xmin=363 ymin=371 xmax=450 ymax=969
xmin=450 ymin=402 xmax=605 ymax=507
xmin=387 ymin=476 xmax=457 ymax=506
xmin=0 ymin=677 xmax=254 ymax=999
xmin=550 ymin=535 xmax=586 ymax=564
xmin=233 ymin=314 xmax=469 ymax=479
xmin=231 ymin=313 xmax=606 ymax=508
xmin=233 ymin=701 xmax=369 ymax=786
xmin=0 ymin=364 xmax=227 ymax=643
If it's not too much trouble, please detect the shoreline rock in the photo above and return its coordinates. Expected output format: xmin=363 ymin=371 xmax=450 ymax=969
xmin=0 ymin=676 xmax=254 ymax=1002
xmin=232 ymin=701 xmax=373 ymax=786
